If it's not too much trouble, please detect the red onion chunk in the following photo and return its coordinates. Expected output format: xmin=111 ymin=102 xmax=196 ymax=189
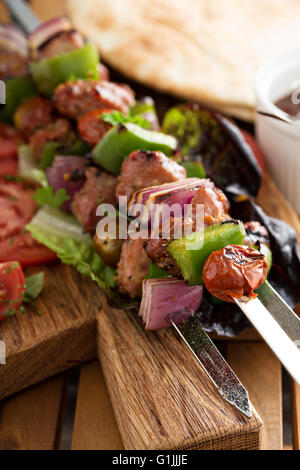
xmin=128 ymin=178 xmax=204 ymax=225
xmin=139 ymin=278 xmax=203 ymax=330
xmin=46 ymin=155 xmax=86 ymax=211
xmin=29 ymin=17 xmax=72 ymax=51
xmin=0 ymin=23 xmax=28 ymax=56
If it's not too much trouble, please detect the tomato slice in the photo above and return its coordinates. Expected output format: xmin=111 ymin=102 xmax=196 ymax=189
xmin=0 ymin=179 xmax=37 ymax=241
xmin=0 ymin=123 xmax=22 ymax=160
xmin=240 ymin=130 xmax=265 ymax=171
xmin=0 ymin=232 xmax=57 ymax=267
xmin=0 ymin=178 xmax=57 ymax=267
xmin=0 ymin=159 xmax=18 ymax=176
xmin=0 ymin=261 xmax=26 ymax=319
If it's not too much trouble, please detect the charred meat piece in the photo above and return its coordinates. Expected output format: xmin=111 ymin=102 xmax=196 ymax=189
xmin=144 ymin=216 xmax=195 ymax=278
xmin=191 ymin=179 xmax=230 ymax=227
xmin=29 ymin=118 xmax=76 ymax=159
xmin=0 ymin=50 xmax=28 ymax=80
xmin=14 ymin=96 xmax=55 ymax=137
xmin=144 ymin=238 xmax=181 ymax=278
xmin=244 ymin=221 xmax=270 ymax=247
xmin=117 ymin=238 xmax=151 ymax=297
xmin=34 ymin=30 xmax=84 ymax=61
xmin=116 ymin=150 xmax=187 ymax=200
xmin=53 ymin=79 xmax=135 ymax=119
xmin=71 ymin=166 xmax=117 ymax=233
xmin=145 ymin=180 xmax=230 ymax=277
xmin=77 ymin=108 xmax=113 ymax=147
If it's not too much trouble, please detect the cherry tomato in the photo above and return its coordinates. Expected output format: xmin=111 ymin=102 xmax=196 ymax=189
xmin=240 ymin=130 xmax=265 ymax=171
xmin=0 ymin=261 xmax=26 ymax=319
xmin=77 ymin=108 xmax=113 ymax=147
xmin=203 ymin=245 xmax=268 ymax=302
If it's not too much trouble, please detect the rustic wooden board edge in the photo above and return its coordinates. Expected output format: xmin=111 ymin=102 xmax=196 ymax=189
xmin=97 ymin=304 xmax=262 ymax=450
xmin=0 ymin=316 xmax=96 ymax=401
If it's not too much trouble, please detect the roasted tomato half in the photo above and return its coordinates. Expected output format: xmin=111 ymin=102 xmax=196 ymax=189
xmin=203 ymin=244 xmax=268 ymax=302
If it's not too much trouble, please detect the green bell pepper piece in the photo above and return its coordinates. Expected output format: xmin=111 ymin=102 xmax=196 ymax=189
xmin=41 ymin=139 xmax=89 ymax=170
xmin=146 ymin=262 xmax=170 ymax=279
xmin=0 ymin=76 xmax=36 ymax=123
xmin=167 ymin=220 xmax=246 ymax=285
xmin=129 ymin=98 xmax=156 ymax=117
xmin=181 ymin=161 xmax=206 ymax=178
xmin=30 ymin=44 xmax=99 ymax=95
xmin=92 ymin=122 xmax=177 ymax=175
xmin=254 ymin=242 xmax=272 ymax=274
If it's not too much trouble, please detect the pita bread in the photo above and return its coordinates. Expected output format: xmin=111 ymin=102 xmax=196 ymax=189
xmin=67 ymin=0 xmax=300 ymax=121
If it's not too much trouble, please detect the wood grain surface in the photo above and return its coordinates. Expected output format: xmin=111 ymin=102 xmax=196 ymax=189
xmin=97 ymin=306 xmax=262 ymax=450
xmin=292 ymin=381 xmax=300 ymax=450
xmin=71 ymin=361 xmax=123 ymax=450
xmin=226 ymin=342 xmax=283 ymax=450
xmin=0 ymin=263 xmax=100 ymax=400
xmin=0 ymin=373 xmax=65 ymax=450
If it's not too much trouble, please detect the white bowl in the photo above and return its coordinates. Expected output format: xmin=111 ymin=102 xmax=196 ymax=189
xmin=255 ymin=49 xmax=300 ymax=213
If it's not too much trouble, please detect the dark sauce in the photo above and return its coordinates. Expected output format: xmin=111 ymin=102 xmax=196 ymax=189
xmin=275 ymin=92 xmax=300 ymax=120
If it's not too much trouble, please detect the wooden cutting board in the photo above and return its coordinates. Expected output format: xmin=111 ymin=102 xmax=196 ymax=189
xmin=0 ymin=173 xmax=299 ymax=402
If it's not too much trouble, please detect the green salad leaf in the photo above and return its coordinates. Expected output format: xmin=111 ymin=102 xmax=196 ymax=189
xmin=33 ymin=186 xmax=70 ymax=209
xmin=26 ymin=206 xmax=116 ymax=292
xmin=24 ymin=272 xmax=45 ymax=303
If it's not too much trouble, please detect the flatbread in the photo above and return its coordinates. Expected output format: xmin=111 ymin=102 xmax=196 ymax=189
xmin=67 ymin=0 xmax=300 ymax=121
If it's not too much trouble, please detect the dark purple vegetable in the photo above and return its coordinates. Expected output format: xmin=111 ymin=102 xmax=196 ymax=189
xmin=162 ymin=103 xmax=262 ymax=198
xmin=139 ymin=278 xmax=203 ymax=330
xmin=46 ymin=155 xmax=86 ymax=212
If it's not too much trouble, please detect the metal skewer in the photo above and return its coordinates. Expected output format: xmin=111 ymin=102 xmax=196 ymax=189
xmin=235 ymin=295 xmax=300 ymax=386
xmin=4 ymin=0 xmax=39 ymax=33
xmin=169 ymin=314 xmax=252 ymax=418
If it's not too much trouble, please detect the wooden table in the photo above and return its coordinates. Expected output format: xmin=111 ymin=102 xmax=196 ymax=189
xmin=0 ymin=0 xmax=299 ymax=451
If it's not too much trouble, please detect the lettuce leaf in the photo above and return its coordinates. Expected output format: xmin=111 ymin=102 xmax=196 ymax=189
xmin=26 ymin=206 xmax=116 ymax=292
xmin=18 ymin=145 xmax=48 ymax=187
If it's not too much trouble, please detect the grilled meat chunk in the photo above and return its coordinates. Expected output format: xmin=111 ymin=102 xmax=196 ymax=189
xmin=0 ymin=50 xmax=28 ymax=79
xmin=53 ymin=79 xmax=135 ymax=119
xmin=34 ymin=30 xmax=84 ymax=61
xmin=71 ymin=166 xmax=117 ymax=233
xmin=117 ymin=238 xmax=151 ymax=297
xmin=77 ymin=108 xmax=113 ymax=147
xmin=191 ymin=179 xmax=230 ymax=227
xmin=144 ymin=216 xmax=194 ymax=278
xmin=14 ymin=96 xmax=55 ymax=137
xmin=29 ymin=118 xmax=76 ymax=159
xmin=145 ymin=180 xmax=230 ymax=277
xmin=116 ymin=150 xmax=187 ymax=200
